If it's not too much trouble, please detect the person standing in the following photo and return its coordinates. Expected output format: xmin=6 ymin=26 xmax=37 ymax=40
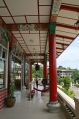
xmin=36 ymin=75 xmax=38 ymax=88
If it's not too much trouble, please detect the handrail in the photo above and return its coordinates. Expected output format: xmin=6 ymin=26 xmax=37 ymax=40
xmin=57 ymin=87 xmax=76 ymax=119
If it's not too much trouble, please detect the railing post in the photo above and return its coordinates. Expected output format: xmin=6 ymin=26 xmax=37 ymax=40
xmin=74 ymin=96 xmax=79 ymax=119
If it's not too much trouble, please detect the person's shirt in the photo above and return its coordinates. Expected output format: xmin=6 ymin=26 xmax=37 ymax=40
xmin=36 ymin=77 xmax=38 ymax=81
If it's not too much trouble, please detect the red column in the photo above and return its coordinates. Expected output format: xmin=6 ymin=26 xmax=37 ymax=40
xmin=30 ymin=63 xmax=32 ymax=82
xmin=49 ymin=34 xmax=57 ymax=102
xmin=44 ymin=62 xmax=48 ymax=78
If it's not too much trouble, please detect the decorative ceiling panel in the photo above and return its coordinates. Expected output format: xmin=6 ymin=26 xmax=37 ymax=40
xmin=5 ymin=0 xmax=38 ymax=15
xmin=39 ymin=6 xmax=51 ymax=15
xmin=30 ymin=31 xmax=39 ymax=33
xmin=23 ymin=47 xmax=29 ymax=51
xmin=13 ymin=34 xmax=21 ymax=37
xmin=32 ymin=56 xmax=41 ymax=59
xmin=22 ymin=34 xmax=39 ymax=45
xmin=0 ymin=8 xmax=10 ymax=16
xmin=40 ymin=31 xmax=47 ymax=33
xmin=13 ymin=17 xmax=26 ymax=23
xmin=40 ymin=34 xmax=47 ymax=37
xmin=39 ymin=0 xmax=52 ymax=5
xmin=20 ymin=31 xmax=29 ymax=33
xmin=2 ymin=17 xmax=14 ymax=23
xmin=27 ymin=16 xmax=38 ymax=23
xmin=18 ymin=40 xmax=25 ymax=43
xmin=40 ymin=16 xmax=49 ymax=23
xmin=12 ymin=31 xmax=20 ymax=33
xmin=28 ymin=46 xmax=40 ymax=52
xmin=0 ymin=0 xmax=5 ymax=6
xmin=30 ymin=51 xmax=40 ymax=53
xmin=16 ymin=38 xmax=23 ymax=41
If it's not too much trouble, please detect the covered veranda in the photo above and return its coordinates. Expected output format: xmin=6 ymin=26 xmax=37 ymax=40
xmin=0 ymin=0 xmax=79 ymax=119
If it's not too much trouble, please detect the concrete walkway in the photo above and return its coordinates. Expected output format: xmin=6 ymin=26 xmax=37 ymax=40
xmin=0 ymin=84 xmax=67 ymax=119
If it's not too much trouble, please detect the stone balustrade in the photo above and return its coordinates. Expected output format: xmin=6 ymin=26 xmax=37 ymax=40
xmin=57 ymin=88 xmax=79 ymax=119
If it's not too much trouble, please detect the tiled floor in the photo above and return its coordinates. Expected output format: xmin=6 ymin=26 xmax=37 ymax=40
xmin=0 ymin=84 xmax=67 ymax=119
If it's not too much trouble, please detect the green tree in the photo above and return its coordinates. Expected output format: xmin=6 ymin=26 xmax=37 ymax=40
xmin=32 ymin=66 xmax=43 ymax=78
xmin=72 ymin=69 xmax=79 ymax=81
xmin=58 ymin=66 xmax=66 ymax=69
xmin=57 ymin=76 xmax=64 ymax=84
xmin=67 ymin=67 xmax=71 ymax=70
xmin=63 ymin=76 xmax=71 ymax=90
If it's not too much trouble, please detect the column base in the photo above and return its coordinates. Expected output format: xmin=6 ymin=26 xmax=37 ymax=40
xmin=46 ymin=101 xmax=60 ymax=113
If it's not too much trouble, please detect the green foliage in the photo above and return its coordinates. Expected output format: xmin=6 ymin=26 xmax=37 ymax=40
xmin=57 ymin=76 xmax=64 ymax=84
xmin=67 ymin=67 xmax=71 ymax=70
xmin=57 ymin=66 xmax=66 ymax=69
xmin=63 ymin=76 xmax=71 ymax=90
xmin=32 ymin=66 xmax=43 ymax=78
xmin=9 ymin=81 xmax=15 ymax=98
xmin=59 ymin=88 xmax=75 ymax=98
xmin=72 ymin=69 xmax=79 ymax=81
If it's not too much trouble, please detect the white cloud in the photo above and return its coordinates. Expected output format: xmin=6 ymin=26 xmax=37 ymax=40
xmin=48 ymin=36 xmax=79 ymax=69
xmin=57 ymin=37 xmax=79 ymax=69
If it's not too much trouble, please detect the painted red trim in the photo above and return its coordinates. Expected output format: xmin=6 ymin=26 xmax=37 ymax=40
xmin=56 ymin=34 xmax=74 ymax=40
xmin=25 ymin=15 xmax=28 ymax=23
xmin=39 ymin=5 xmax=51 ymax=6
xmin=57 ymin=23 xmax=79 ymax=30
xmin=56 ymin=30 xmax=77 ymax=35
xmin=56 ymin=48 xmax=64 ymax=50
xmin=61 ymin=5 xmax=79 ymax=12
xmin=56 ymin=42 xmax=68 ymax=46
xmin=58 ymin=16 xmax=77 ymax=21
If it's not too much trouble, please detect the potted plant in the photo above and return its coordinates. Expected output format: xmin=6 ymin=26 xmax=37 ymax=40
xmin=5 ymin=81 xmax=16 ymax=107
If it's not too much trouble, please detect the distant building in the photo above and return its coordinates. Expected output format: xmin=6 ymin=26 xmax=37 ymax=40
xmin=57 ymin=69 xmax=74 ymax=78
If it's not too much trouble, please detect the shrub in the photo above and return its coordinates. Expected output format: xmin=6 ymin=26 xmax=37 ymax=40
xmin=59 ymin=87 xmax=75 ymax=99
xmin=63 ymin=76 xmax=71 ymax=90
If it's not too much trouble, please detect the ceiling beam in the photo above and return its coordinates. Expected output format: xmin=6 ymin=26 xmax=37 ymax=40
xmin=6 ymin=23 xmax=79 ymax=31
xmin=56 ymin=34 xmax=74 ymax=40
xmin=61 ymin=5 xmax=79 ymax=12
xmin=56 ymin=42 xmax=69 ymax=46
xmin=57 ymin=23 xmax=79 ymax=30
xmin=56 ymin=48 xmax=65 ymax=50
xmin=27 ymin=53 xmax=44 ymax=56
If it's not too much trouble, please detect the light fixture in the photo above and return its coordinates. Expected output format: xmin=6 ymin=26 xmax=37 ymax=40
xmin=29 ymin=39 xmax=34 ymax=42
xmin=33 ymin=48 xmax=36 ymax=50
xmin=35 ymin=63 xmax=40 ymax=70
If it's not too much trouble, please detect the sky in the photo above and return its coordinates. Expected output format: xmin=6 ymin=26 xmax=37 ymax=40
xmin=57 ymin=35 xmax=79 ymax=69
